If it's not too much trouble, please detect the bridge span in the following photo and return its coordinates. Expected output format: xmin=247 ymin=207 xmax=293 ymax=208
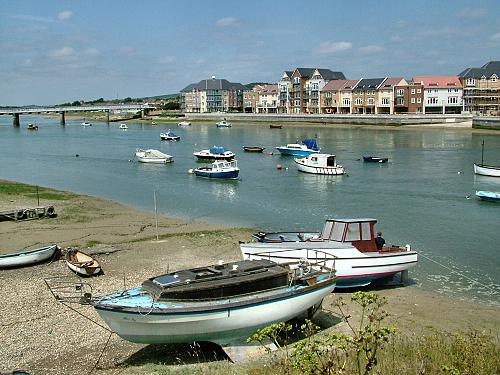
xmin=0 ymin=104 xmax=155 ymax=127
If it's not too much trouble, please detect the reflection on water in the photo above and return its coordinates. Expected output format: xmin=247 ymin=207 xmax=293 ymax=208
xmin=0 ymin=116 xmax=499 ymax=305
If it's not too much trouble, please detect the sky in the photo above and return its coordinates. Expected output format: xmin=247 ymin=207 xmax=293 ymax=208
xmin=1 ymin=0 xmax=499 ymax=106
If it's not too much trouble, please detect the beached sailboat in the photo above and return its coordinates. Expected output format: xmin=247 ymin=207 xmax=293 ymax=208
xmin=90 ymin=258 xmax=336 ymax=344
xmin=240 ymin=218 xmax=417 ymax=288
xmin=474 ymin=140 xmax=500 ymax=177
xmin=0 ymin=245 xmax=59 ymax=268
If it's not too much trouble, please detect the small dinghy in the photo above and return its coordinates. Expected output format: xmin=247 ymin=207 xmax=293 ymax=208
xmin=0 ymin=244 xmax=59 ymax=268
xmin=270 ymin=124 xmax=282 ymax=129
xmin=65 ymin=249 xmax=101 ymax=276
xmin=243 ymin=146 xmax=265 ymax=153
xmin=178 ymin=121 xmax=191 ymax=126
xmin=216 ymin=120 xmax=232 ymax=128
xmin=475 ymin=190 xmax=500 ymax=202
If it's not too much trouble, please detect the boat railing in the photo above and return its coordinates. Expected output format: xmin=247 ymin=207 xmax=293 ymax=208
xmin=44 ymin=276 xmax=93 ymax=305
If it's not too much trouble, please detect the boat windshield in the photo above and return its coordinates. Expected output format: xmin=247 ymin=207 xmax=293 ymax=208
xmin=321 ymin=220 xmax=372 ymax=241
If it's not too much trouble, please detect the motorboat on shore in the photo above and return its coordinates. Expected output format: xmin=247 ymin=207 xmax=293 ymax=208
xmin=294 ymin=153 xmax=345 ymax=175
xmin=27 ymin=123 xmax=38 ymax=130
xmin=178 ymin=121 xmax=191 ymax=126
xmin=276 ymin=139 xmax=320 ymax=157
xmin=160 ymin=129 xmax=180 ymax=141
xmin=216 ymin=120 xmax=232 ymax=128
xmin=243 ymin=146 xmax=265 ymax=153
xmin=89 ymin=258 xmax=336 ymax=344
xmin=474 ymin=140 xmax=500 ymax=177
xmin=193 ymin=146 xmax=235 ymax=161
xmin=192 ymin=160 xmax=240 ymax=179
xmin=0 ymin=244 xmax=59 ymax=268
xmin=363 ymin=156 xmax=388 ymax=163
xmin=65 ymin=249 xmax=101 ymax=276
xmin=475 ymin=190 xmax=500 ymax=202
xmin=119 ymin=124 xmax=128 ymax=130
xmin=135 ymin=149 xmax=173 ymax=163
xmin=240 ymin=217 xmax=418 ymax=289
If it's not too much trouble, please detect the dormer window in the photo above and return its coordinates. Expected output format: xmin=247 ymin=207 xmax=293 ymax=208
xmin=491 ymin=75 xmax=498 ymax=82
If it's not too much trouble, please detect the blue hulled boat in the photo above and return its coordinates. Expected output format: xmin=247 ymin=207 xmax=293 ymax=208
xmin=276 ymin=139 xmax=320 ymax=156
xmin=160 ymin=129 xmax=180 ymax=141
xmin=193 ymin=146 xmax=235 ymax=161
xmin=193 ymin=160 xmax=240 ymax=179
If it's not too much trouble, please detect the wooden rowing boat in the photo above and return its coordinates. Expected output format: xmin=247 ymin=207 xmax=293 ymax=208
xmin=65 ymin=249 xmax=101 ymax=276
xmin=0 ymin=245 xmax=59 ymax=268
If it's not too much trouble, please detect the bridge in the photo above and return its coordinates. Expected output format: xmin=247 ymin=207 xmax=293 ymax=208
xmin=0 ymin=104 xmax=156 ymax=127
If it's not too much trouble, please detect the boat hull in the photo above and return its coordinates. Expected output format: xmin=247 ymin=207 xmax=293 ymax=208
xmin=194 ymin=169 xmax=239 ymax=179
xmin=193 ymin=154 xmax=235 ymax=161
xmin=0 ymin=245 xmax=58 ymax=268
xmin=475 ymin=190 xmax=500 ymax=202
xmin=277 ymin=148 xmax=319 ymax=157
xmin=137 ymin=157 xmax=172 ymax=164
xmin=363 ymin=156 xmax=388 ymax=163
xmin=474 ymin=164 xmax=500 ymax=177
xmin=93 ymin=280 xmax=335 ymax=344
xmin=241 ymin=244 xmax=417 ymax=288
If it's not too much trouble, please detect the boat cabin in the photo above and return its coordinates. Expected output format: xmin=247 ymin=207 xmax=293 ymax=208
xmin=321 ymin=218 xmax=378 ymax=252
xmin=308 ymin=154 xmax=338 ymax=167
xmin=142 ymin=259 xmax=289 ymax=300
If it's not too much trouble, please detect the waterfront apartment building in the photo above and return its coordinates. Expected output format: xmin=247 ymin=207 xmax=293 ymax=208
xmin=277 ymin=68 xmax=345 ymax=114
xmin=321 ymin=79 xmax=359 ymax=114
xmin=394 ymin=81 xmax=424 ymax=114
xmin=180 ymin=77 xmax=246 ymax=113
xmin=243 ymin=84 xmax=279 ymax=113
xmin=458 ymin=61 xmax=500 ymax=115
xmin=412 ymin=76 xmax=463 ymax=114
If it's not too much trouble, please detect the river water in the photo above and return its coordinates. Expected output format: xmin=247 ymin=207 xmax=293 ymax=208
xmin=1 ymin=116 xmax=499 ymax=305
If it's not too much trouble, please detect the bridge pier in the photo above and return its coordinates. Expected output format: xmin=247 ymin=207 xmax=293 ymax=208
xmin=60 ymin=111 xmax=66 ymax=126
xmin=141 ymin=109 xmax=145 ymax=118
xmin=13 ymin=113 xmax=20 ymax=127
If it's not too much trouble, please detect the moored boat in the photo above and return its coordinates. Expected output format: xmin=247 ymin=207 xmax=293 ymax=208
xmin=216 ymin=120 xmax=232 ymax=128
xmin=90 ymin=257 xmax=336 ymax=344
xmin=475 ymin=190 xmax=500 ymax=202
xmin=160 ymin=130 xmax=180 ymax=141
xmin=276 ymin=139 xmax=320 ymax=157
xmin=363 ymin=156 xmax=388 ymax=163
xmin=81 ymin=122 xmax=92 ymax=127
xmin=193 ymin=146 xmax=235 ymax=161
xmin=240 ymin=218 xmax=417 ymax=289
xmin=65 ymin=249 xmax=101 ymax=276
xmin=192 ymin=160 xmax=240 ymax=179
xmin=135 ymin=149 xmax=173 ymax=163
xmin=27 ymin=123 xmax=38 ymax=130
xmin=178 ymin=121 xmax=191 ymax=126
xmin=294 ymin=153 xmax=345 ymax=175
xmin=474 ymin=140 xmax=500 ymax=177
xmin=0 ymin=244 xmax=59 ymax=269
xmin=270 ymin=124 xmax=282 ymax=129
xmin=243 ymin=146 xmax=265 ymax=153
xmin=119 ymin=124 xmax=128 ymax=130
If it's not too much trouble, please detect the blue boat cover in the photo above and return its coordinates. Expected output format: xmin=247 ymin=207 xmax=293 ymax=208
xmin=302 ymin=139 xmax=319 ymax=151
xmin=209 ymin=146 xmax=226 ymax=154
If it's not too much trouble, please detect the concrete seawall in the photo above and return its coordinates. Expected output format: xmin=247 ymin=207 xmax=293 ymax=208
xmin=188 ymin=113 xmax=475 ymax=127
xmin=472 ymin=116 xmax=500 ymax=130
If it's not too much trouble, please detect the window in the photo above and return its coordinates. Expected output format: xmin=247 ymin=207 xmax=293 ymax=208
xmin=381 ymin=98 xmax=390 ymax=105
xmin=411 ymin=98 xmax=415 ymax=103
xmin=417 ymin=89 xmax=421 ymax=93
xmin=355 ymin=98 xmax=363 ymax=105
xmin=367 ymin=98 xmax=374 ymax=105
xmin=448 ymin=97 xmax=458 ymax=104
xmin=465 ymin=78 xmax=475 ymax=86
xmin=397 ymin=89 xmax=404 ymax=96
xmin=361 ymin=222 xmax=371 ymax=240
xmin=427 ymin=97 xmax=439 ymax=105
xmin=342 ymin=98 xmax=351 ymax=106
xmin=417 ymin=98 xmax=421 ymax=103
xmin=294 ymin=100 xmax=300 ymax=106
xmin=491 ymin=75 xmax=498 ymax=82
xmin=411 ymin=89 xmax=416 ymax=94
xmin=345 ymin=223 xmax=361 ymax=241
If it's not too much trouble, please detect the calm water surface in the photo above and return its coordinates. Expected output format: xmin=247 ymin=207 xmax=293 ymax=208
xmin=1 ymin=116 xmax=499 ymax=305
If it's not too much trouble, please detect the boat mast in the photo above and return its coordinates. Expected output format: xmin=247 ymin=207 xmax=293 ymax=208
xmin=481 ymin=139 xmax=484 ymax=166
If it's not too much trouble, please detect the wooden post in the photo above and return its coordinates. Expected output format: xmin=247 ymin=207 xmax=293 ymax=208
xmin=13 ymin=113 xmax=20 ymax=127
xmin=60 ymin=111 xmax=66 ymax=126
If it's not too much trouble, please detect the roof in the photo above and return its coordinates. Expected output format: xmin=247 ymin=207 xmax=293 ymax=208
xmin=322 ymin=79 xmax=359 ymax=91
xmin=254 ymin=84 xmax=278 ymax=93
xmin=379 ymin=77 xmax=405 ymax=89
xmin=412 ymin=76 xmax=463 ymax=89
xmin=293 ymin=67 xmax=346 ymax=80
xmin=353 ymin=78 xmax=386 ymax=91
xmin=180 ymin=78 xmax=246 ymax=92
xmin=458 ymin=61 xmax=500 ymax=78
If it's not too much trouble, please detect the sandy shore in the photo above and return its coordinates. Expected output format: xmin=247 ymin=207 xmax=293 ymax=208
xmin=1 ymin=184 xmax=499 ymax=374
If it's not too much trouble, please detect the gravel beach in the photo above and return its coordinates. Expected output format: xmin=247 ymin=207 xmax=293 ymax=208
xmin=1 ymin=183 xmax=498 ymax=374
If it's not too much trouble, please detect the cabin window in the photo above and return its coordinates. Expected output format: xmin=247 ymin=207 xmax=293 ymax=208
xmin=321 ymin=221 xmax=334 ymax=239
xmin=361 ymin=222 xmax=371 ymax=240
xmin=345 ymin=223 xmax=361 ymax=241
xmin=330 ymin=222 xmax=345 ymax=241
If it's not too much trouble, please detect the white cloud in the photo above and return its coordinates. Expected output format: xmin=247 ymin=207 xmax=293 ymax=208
xmin=359 ymin=45 xmax=384 ymax=55
xmin=216 ymin=17 xmax=237 ymax=27
xmin=314 ymin=41 xmax=352 ymax=54
xmin=158 ymin=56 xmax=175 ymax=65
xmin=490 ymin=32 xmax=500 ymax=41
xmin=50 ymin=46 xmax=76 ymax=60
xmin=57 ymin=10 xmax=73 ymax=21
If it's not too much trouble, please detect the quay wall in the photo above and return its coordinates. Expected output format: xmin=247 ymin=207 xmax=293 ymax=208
xmin=472 ymin=116 xmax=500 ymax=130
xmin=187 ymin=113 xmax=475 ymax=126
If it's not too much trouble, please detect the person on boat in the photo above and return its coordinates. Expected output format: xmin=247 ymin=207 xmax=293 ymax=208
xmin=375 ymin=231 xmax=385 ymax=250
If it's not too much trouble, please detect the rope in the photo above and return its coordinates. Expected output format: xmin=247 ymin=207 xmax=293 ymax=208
xmin=88 ymin=330 xmax=113 ymax=374
xmin=61 ymin=302 xmax=113 ymax=332
xmin=418 ymin=252 xmax=498 ymax=292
